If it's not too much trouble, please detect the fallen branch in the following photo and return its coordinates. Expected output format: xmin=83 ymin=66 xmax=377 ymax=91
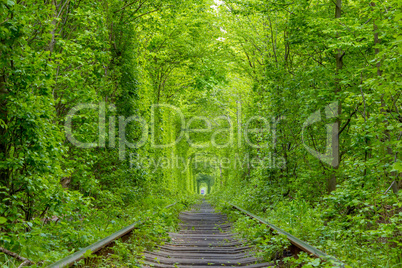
xmin=384 ymin=181 xmax=396 ymax=195
xmin=18 ymin=259 xmax=33 ymax=268
xmin=0 ymin=247 xmax=34 ymax=267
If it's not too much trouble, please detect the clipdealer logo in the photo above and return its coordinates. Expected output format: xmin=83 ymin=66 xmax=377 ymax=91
xmin=64 ymin=103 xmax=284 ymax=161
xmin=64 ymin=101 xmax=339 ymax=167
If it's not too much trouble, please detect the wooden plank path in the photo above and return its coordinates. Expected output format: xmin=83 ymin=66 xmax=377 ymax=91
xmin=143 ymin=200 xmax=273 ymax=267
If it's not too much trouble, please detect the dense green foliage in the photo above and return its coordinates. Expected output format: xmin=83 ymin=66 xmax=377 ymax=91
xmin=0 ymin=0 xmax=401 ymax=267
xmin=207 ymin=0 xmax=402 ymax=266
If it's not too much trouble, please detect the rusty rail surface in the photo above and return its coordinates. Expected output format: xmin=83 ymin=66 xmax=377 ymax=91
xmin=228 ymin=202 xmax=345 ymax=267
xmin=48 ymin=202 xmax=177 ymax=268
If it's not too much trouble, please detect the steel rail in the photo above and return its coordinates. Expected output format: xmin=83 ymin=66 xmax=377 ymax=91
xmin=48 ymin=202 xmax=178 ymax=268
xmin=228 ymin=202 xmax=345 ymax=267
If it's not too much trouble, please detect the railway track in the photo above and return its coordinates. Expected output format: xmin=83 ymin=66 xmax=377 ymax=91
xmin=143 ymin=200 xmax=273 ymax=267
xmin=48 ymin=199 xmax=343 ymax=267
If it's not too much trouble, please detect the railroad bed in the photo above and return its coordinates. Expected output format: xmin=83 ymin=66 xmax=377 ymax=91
xmin=143 ymin=200 xmax=273 ymax=267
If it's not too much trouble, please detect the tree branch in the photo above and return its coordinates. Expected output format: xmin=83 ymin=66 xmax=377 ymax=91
xmin=114 ymin=0 xmax=140 ymax=13
xmin=0 ymin=247 xmax=34 ymax=267
xmin=339 ymin=105 xmax=360 ymax=136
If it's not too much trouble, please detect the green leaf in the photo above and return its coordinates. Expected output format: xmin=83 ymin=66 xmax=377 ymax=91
xmin=391 ymin=162 xmax=402 ymax=173
xmin=0 ymin=217 xmax=7 ymax=224
xmin=83 ymin=249 xmax=93 ymax=258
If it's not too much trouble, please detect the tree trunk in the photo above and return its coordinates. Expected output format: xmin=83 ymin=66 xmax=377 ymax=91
xmin=0 ymin=75 xmax=8 ymax=203
xmin=328 ymin=0 xmax=343 ymax=193
xmin=371 ymin=3 xmax=398 ymax=193
xmin=49 ymin=0 xmax=58 ymax=54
